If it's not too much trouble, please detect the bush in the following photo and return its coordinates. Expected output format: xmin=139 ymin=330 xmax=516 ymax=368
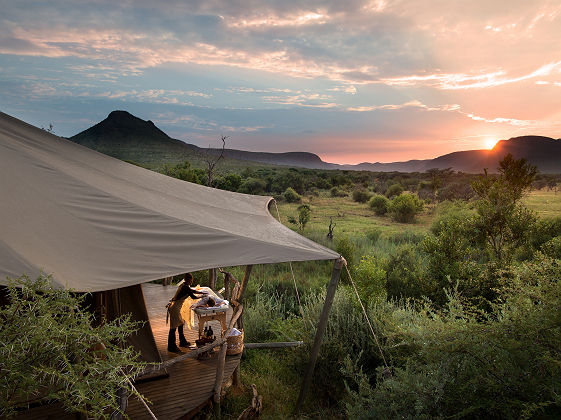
xmin=542 ymin=236 xmax=561 ymax=259
xmin=385 ymin=243 xmax=428 ymax=300
xmin=344 ymin=255 xmax=561 ymax=419
xmin=430 ymin=200 xmax=476 ymax=235
xmin=0 ymin=275 xmax=147 ymax=418
xmin=368 ymin=194 xmax=390 ymax=215
xmin=388 ymin=193 xmax=424 ymax=223
xmin=330 ymin=186 xmax=347 ymax=197
xmin=352 ymin=189 xmax=371 ymax=203
xmin=353 ymin=255 xmax=387 ymax=302
xmin=336 ymin=236 xmax=356 ymax=281
xmin=283 ymin=187 xmax=302 ymax=203
xmin=239 ymin=177 xmax=267 ymax=194
xmin=385 ymin=183 xmax=404 ymax=198
xmin=213 ymin=173 xmax=243 ymax=191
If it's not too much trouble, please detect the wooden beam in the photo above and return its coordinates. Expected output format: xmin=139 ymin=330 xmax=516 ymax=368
xmin=295 ymin=257 xmax=345 ymax=413
xmin=244 ymin=341 xmax=303 ymax=349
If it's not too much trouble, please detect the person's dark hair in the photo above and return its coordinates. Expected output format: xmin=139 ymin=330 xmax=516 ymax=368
xmin=184 ymin=273 xmax=193 ymax=282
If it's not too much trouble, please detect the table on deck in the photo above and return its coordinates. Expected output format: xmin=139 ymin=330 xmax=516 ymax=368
xmin=13 ymin=283 xmax=242 ymax=420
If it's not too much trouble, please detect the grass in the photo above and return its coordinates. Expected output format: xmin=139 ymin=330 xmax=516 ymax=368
xmin=274 ymin=191 xmax=433 ymax=241
xmin=523 ymin=188 xmax=561 ymax=219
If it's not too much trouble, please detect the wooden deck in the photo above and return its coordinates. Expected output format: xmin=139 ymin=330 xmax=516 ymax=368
xmin=13 ymin=283 xmax=242 ymax=420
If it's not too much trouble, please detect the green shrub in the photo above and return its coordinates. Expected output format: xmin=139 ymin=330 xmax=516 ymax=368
xmin=430 ymin=200 xmax=476 ymax=234
xmin=542 ymin=236 xmax=561 ymax=259
xmin=330 ymin=186 xmax=347 ymax=197
xmin=368 ymin=194 xmax=389 ymax=215
xmin=239 ymin=177 xmax=267 ymax=194
xmin=388 ymin=193 xmax=424 ymax=223
xmin=530 ymin=216 xmax=561 ymax=250
xmin=353 ymin=255 xmax=387 ymax=302
xmin=385 ymin=183 xmax=404 ymax=198
xmin=336 ymin=236 xmax=356 ymax=281
xmin=352 ymin=189 xmax=371 ymax=203
xmin=385 ymin=243 xmax=428 ymax=300
xmin=214 ymin=173 xmax=243 ymax=191
xmin=283 ymin=187 xmax=302 ymax=203
xmin=0 ymin=275 xmax=147 ymax=418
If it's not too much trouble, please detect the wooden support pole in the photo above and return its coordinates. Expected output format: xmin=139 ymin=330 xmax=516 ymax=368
xmin=236 ymin=265 xmax=253 ymax=330
xmin=295 ymin=257 xmax=346 ymax=413
xmin=213 ymin=342 xmax=228 ymax=403
xmin=232 ymin=364 xmax=241 ymax=388
xmin=209 ymin=268 xmax=217 ymax=291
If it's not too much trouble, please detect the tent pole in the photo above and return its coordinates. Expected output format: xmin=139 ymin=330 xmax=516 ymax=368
xmin=208 ymin=268 xmax=217 ymax=291
xmin=236 ymin=265 xmax=253 ymax=330
xmin=295 ymin=257 xmax=345 ymax=413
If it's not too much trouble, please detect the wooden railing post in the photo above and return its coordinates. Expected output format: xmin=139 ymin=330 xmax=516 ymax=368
xmin=295 ymin=257 xmax=345 ymax=413
xmin=212 ymin=304 xmax=245 ymax=415
xmin=236 ymin=265 xmax=253 ymax=330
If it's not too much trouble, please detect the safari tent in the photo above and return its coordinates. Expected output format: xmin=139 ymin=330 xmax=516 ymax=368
xmin=0 ymin=111 xmax=343 ymax=418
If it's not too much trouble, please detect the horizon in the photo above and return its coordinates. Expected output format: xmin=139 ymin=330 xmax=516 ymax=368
xmin=1 ymin=1 xmax=560 ymax=165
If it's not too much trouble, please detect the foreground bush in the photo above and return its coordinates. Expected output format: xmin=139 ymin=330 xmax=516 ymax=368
xmin=0 ymin=275 xmax=147 ymax=418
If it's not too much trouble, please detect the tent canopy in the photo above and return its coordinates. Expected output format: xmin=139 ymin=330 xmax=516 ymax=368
xmin=0 ymin=112 xmax=339 ymax=292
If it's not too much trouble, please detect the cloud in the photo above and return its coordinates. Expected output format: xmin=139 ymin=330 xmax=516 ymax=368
xmin=380 ymin=61 xmax=561 ymax=90
xmin=347 ymin=100 xmax=460 ymax=112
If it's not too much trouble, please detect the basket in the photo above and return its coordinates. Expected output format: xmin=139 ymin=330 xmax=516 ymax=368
xmin=226 ymin=329 xmax=244 ymax=355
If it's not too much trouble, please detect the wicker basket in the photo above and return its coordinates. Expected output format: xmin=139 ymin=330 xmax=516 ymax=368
xmin=226 ymin=329 xmax=244 ymax=355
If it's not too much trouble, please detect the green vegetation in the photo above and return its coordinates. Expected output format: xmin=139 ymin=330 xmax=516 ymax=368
xmin=0 ymin=276 xmax=147 ymax=419
xmin=201 ymin=154 xmax=561 ymax=419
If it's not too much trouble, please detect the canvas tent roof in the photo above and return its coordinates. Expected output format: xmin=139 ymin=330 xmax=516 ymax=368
xmin=0 ymin=112 xmax=339 ymax=292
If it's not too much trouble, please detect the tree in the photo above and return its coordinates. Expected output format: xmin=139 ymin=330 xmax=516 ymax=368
xmin=326 ymin=217 xmax=336 ymax=241
xmin=199 ymin=135 xmax=227 ymax=187
xmin=297 ymin=204 xmax=311 ymax=231
xmin=0 ymin=275 xmax=147 ymax=418
xmin=471 ymin=153 xmax=537 ymax=261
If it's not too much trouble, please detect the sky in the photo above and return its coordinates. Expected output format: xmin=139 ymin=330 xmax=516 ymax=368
xmin=1 ymin=1 xmax=560 ymax=164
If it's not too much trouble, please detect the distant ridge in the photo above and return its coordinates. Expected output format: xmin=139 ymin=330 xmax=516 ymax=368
xmin=70 ymin=111 xmax=561 ymax=173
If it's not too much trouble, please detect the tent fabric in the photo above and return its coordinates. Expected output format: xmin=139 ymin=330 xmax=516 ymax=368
xmin=104 ymin=285 xmax=164 ymax=365
xmin=0 ymin=112 xmax=339 ymax=292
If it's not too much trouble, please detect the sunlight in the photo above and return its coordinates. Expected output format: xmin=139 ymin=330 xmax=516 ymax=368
xmin=484 ymin=137 xmax=498 ymax=149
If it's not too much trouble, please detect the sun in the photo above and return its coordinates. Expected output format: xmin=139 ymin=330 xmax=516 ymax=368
xmin=484 ymin=137 xmax=498 ymax=149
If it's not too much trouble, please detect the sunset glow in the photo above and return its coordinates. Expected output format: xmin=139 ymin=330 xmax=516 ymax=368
xmin=484 ymin=137 xmax=499 ymax=150
xmin=1 ymin=0 xmax=560 ymax=164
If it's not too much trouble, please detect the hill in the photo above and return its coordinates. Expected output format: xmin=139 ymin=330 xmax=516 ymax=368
xmin=70 ymin=111 xmax=561 ymax=173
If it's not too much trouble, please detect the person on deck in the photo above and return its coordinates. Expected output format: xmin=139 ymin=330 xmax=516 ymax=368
xmin=166 ymin=273 xmax=207 ymax=353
